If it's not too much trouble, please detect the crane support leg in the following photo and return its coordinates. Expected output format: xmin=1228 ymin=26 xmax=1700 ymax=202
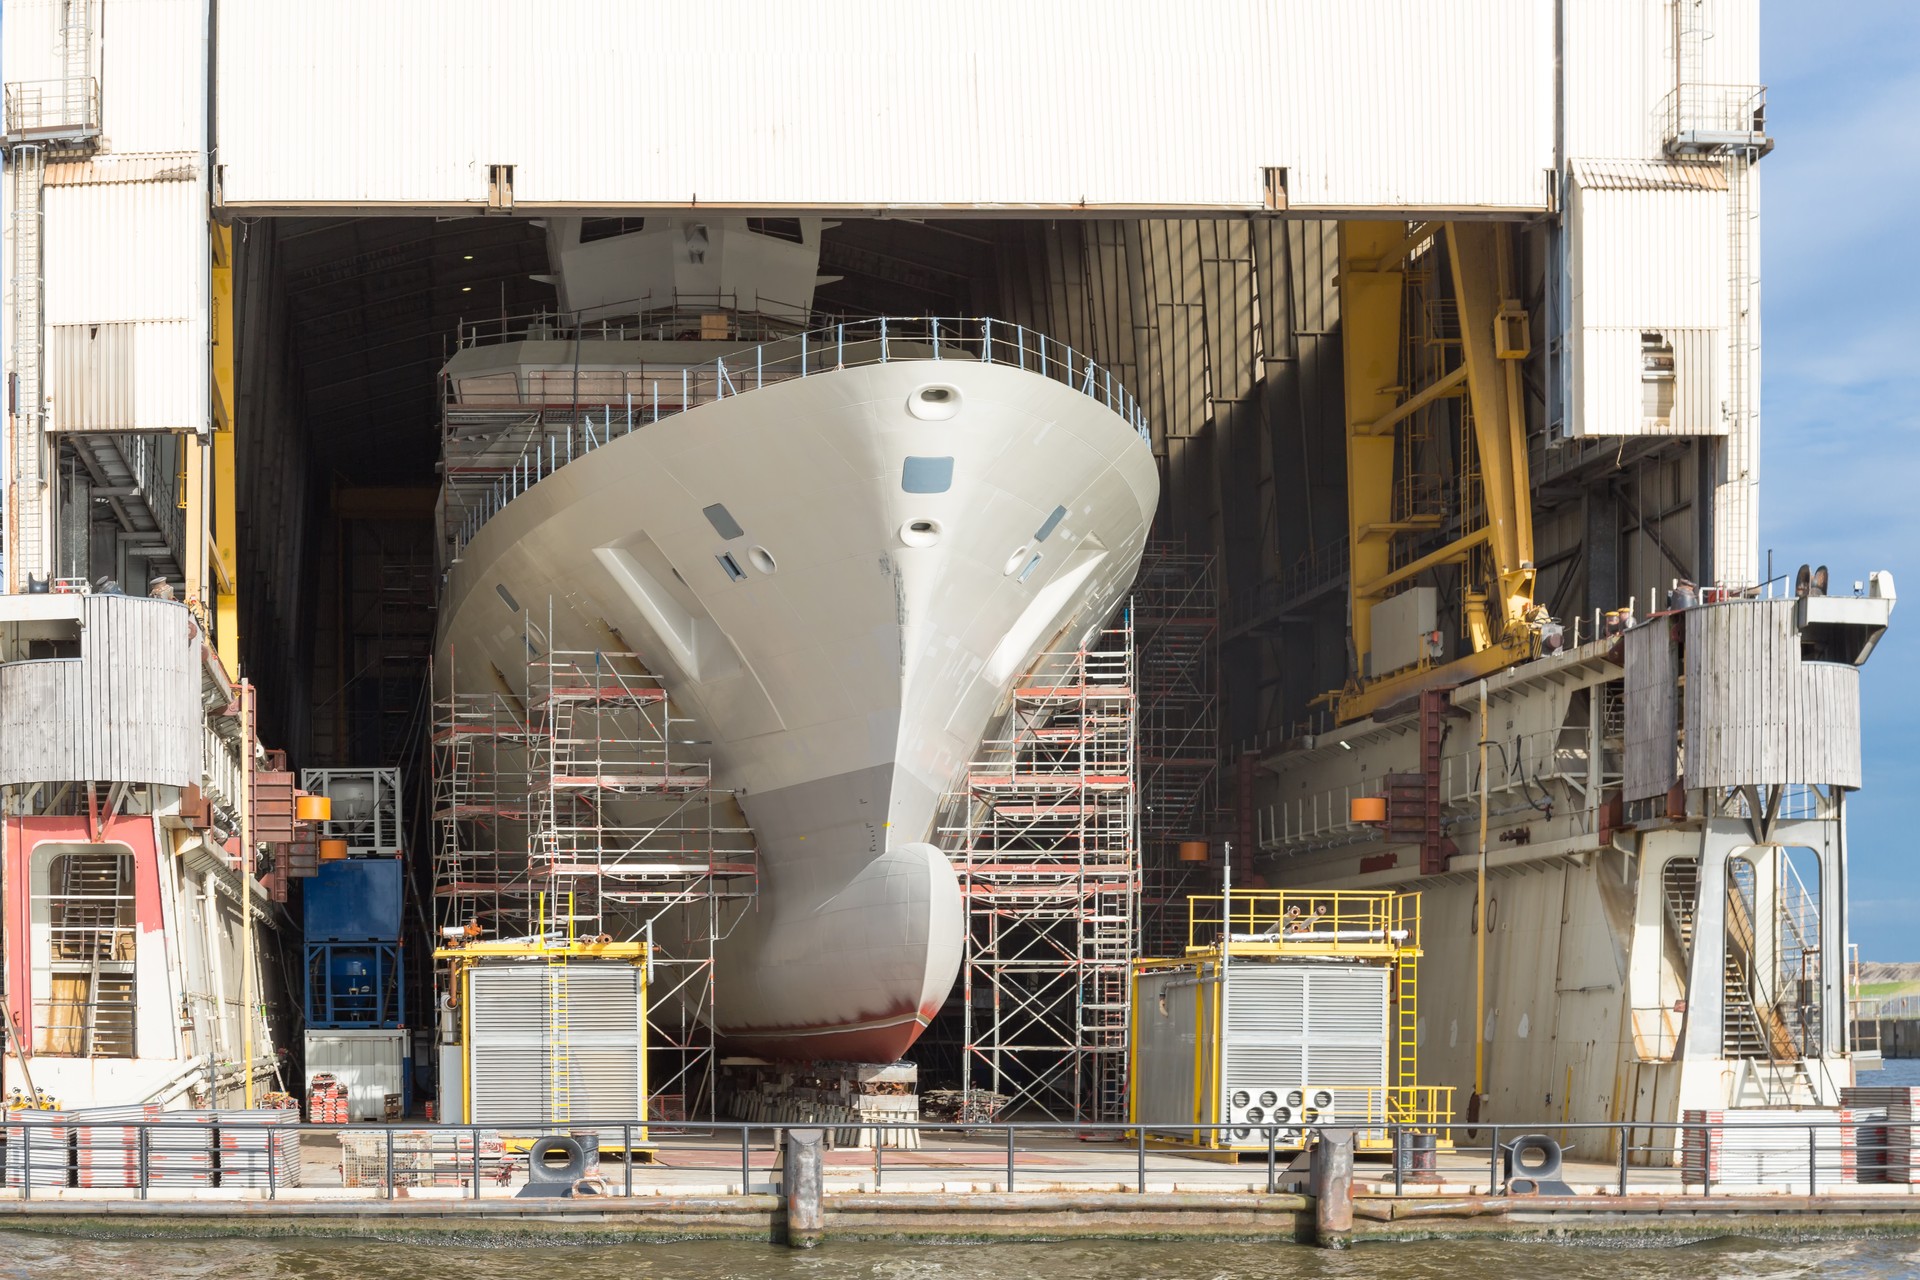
xmin=1445 ymin=222 xmax=1535 ymax=647
xmin=1338 ymin=221 xmax=1407 ymax=675
xmin=209 ymin=222 xmax=240 ymax=669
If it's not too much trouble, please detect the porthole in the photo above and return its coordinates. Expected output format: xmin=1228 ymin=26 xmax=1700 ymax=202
xmin=907 ymin=383 xmax=962 ymax=421
xmin=1230 ymin=1090 xmax=1251 ymax=1109
xmin=1286 ymin=1089 xmax=1304 ymax=1108
xmin=900 ymin=519 xmax=943 ymax=549
xmin=1004 ymin=545 xmax=1032 ymax=576
xmin=1258 ymin=1090 xmax=1279 ymax=1109
xmin=747 ymin=546 xmax=777 ymax=574
xmin=1312 ymin=1089 xmax=1334 ymax=1109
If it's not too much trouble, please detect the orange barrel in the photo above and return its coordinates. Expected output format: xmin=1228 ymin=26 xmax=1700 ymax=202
xmin=1349 ymin=796 xmax=1388 ymax=824
xmin=1178 ymin=840 xmax=1211 ymax=863
xmin=295 ymin=793 xmax=332 ymax=822
xmin=318 ymin=838 xmax=349 ymax=861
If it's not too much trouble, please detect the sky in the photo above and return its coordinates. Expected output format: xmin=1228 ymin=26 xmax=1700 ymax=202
xmin=1758 ymin=4 xmax=1920 ymax=960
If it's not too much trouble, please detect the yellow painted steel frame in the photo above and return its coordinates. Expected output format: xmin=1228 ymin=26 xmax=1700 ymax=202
xmin=1183 ymin=887 xmax=1423 ymax=958
xmin=1339 ymin=221 xmax=1405 ymax=680
xmin=208 ymin=223 xmax=239 ymax=669
xmin=1132 ymin=889 xmax=1446 ymax=1152
xmin=1336 ymin=221 xmax=1536 ymax=724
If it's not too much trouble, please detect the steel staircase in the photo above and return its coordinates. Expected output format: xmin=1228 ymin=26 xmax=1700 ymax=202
xmin=1663 ymin=858 xmax=1699 ymax=955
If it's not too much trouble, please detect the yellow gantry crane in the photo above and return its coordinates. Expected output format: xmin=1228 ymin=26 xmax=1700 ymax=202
xmin=1335 ymin=221 xmax=1537 ymax=723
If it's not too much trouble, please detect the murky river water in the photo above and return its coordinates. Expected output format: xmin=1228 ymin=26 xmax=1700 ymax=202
xmin=6 ymin=1233 xmax=1920 ymax=1280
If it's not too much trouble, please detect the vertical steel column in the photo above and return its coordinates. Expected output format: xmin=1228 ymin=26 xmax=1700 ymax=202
xmin=1336 ymin=222 xmax=1405 ymax=676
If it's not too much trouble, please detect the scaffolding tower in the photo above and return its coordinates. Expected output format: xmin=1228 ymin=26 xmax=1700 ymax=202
xmin=431 ymin=608 xmax=756 ymax=1118
xmin=945 ymin=619 xmax=1137 ymax=1123
xmin=1133 ymin=545 xmax=1221 ymax=957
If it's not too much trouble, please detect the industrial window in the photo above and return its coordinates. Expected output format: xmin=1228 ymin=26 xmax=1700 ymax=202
xmin=745 ymin=217 xmax=805 ymax=244
xmin=1640 ymin=331 xmax=1676 ymax=427
xmin=1034 ymin=504 xmax=1068 ymax=542
xmin=34 ymin=851 xmax=136 ymax=1057
xmin=579 ymin=217 xmax=648 ymax=244
xmin=901 ymin=456 xmax=954 ymax=494
xmin=703 ymin=502 xmax=745 ymax=540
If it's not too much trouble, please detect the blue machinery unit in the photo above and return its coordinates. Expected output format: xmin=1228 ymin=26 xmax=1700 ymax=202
xmin=302 ymin=855 xmax=406 ymax=1029
xmin=306 ymin=941 xmax=404 ymax=1026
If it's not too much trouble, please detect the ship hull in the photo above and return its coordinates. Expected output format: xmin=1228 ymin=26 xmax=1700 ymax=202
xmin=437 ymin=357 xmax=1157 ymax=1058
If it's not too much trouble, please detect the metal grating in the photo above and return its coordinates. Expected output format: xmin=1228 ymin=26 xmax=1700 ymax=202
xmin=467 ymin=961 xmax=645 ymax=1125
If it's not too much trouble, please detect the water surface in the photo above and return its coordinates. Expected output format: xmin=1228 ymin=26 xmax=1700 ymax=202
xmin=6 ymin=1233 xmax=1920 ymax=1280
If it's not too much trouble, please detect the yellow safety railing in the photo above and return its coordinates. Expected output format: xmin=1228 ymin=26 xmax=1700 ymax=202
xmin=1356 ymin=1085 xmax=1457 ymax=1131
xmin=1185 ymin=888 xmax=1422 ymax=956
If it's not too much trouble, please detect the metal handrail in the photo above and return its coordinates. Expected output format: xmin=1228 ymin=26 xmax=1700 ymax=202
xmin=2 ymin=77 xmax=100 ymax=140
xmin=444 ymin=317 xmax=1151 ymax=558
xmin=1181 ymin=887 xmax=1421 ymax=953
xmin=0 ymin=1113 xmax=1906 ymax=1202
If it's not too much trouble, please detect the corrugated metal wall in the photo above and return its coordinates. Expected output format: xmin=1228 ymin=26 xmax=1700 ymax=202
xmin=1684 ymin=601 xmax=1864 ymax=791
xmin=0 ymin=595 xmax=204 ymax=786
xmin=4 ymin=0 xmax=210 ymax=437
xmin=304 ymin=1029 xmax=407 ymax=1124
xmin=1568 ymin=163 xmax=1727 ymax=437
xmin=1623 ymin=617 xmax=1679 ymax=801
xmin=214 ymin=0 xmax=1552 ymax=213
xmin=38 ymin=144 xmax=207 ymax=438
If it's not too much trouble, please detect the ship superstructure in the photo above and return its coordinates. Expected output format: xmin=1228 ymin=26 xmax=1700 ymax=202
xmin=432 ymin=217 xmax=1158 ymax=1062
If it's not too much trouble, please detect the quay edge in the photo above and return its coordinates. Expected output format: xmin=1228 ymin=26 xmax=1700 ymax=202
xmin=6 ymin=1191 xmax=1920 ymax=1247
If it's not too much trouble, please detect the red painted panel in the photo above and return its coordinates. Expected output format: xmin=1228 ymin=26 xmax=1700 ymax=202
xmin=3 ymin=814 xmax=159 ymax=1049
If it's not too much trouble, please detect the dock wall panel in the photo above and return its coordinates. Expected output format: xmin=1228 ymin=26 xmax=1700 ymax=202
xmin=42 ymin=176 xmax=209 ymax=435
xmin=0 ymin=597 xmax=202 ymax=787
xmin=1623 ymin=619 xmax=1679 ymax=801
xmin=214 ymin=0 xmax=1554 ymax=213
xmin=1683 ymin=601 xmax=1862 ymax=792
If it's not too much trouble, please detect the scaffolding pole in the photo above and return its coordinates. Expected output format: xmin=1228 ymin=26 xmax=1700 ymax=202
xmin=946 ymin=617 xmax=1137 ymax=1123
xmin=1133 ymin=544 xmax=1221 ymax=958
xmin=430 ymin=604 xmax=756 ymax=1120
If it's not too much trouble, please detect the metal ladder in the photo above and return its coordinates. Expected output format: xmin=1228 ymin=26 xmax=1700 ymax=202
xmin=7 ymin=143 xmax=45 ymax=585
xmin=545 ymin=893 xmax=573 ymax=1125
xmin=58 ymin=852 xmax=135 ymax=1056
xmin=1395 ymin=931 xmax=1419 ymax=1094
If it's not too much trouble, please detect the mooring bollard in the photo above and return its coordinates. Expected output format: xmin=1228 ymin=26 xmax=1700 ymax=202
xmin=782 ymin=1127 xmax=825 ymax=1248
xmin=1308 ymin=1128 xmax=1356 ymax=1249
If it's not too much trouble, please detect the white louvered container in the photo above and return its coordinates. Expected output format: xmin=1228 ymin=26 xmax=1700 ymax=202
xmin=1134 ymin=959 xmax=1389 ymax=1151
xmin=465 ymin=960 xmax=646 ymax=1127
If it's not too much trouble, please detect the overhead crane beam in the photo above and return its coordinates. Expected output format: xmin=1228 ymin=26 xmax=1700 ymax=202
xmin=1335 ymin=221 xmax=1537 ymax=724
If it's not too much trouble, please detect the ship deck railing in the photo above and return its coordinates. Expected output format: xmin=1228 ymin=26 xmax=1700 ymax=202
xmin=440 ymin=316 xmax=1150 ymax=558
